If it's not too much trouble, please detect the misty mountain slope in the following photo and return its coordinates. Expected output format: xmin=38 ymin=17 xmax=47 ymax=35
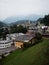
xmin=3 ymin=14 xmax=43 ymax=24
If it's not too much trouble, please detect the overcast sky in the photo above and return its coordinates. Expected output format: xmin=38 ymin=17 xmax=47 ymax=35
xmin=0 ymin=0 xmax=49 ymax=20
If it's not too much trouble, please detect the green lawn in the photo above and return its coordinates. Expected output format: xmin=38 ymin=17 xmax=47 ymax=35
xmin=1 ymin=38 xmax=49 ymax=65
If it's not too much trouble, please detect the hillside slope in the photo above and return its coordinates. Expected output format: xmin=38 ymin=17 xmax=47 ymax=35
xmin=1 ymin=39 xmax=49 ymax=65
xmin=0 ymin=21 xmax=7 ymax=28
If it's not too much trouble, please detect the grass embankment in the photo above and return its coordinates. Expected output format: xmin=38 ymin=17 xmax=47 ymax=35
xmin=1 ymin=38 xmax=49 ymax=65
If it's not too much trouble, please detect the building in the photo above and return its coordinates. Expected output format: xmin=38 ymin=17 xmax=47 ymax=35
xmin=0 ymin=40 xmax=13 ymax=49
xmin=14 ymin=34 xmax=35 ymax=48
xmin=6 ymin=33 xmax=24 ymax=40
xmin=45 ymin=26 xmax=49 ymax=32
xmin=42 ymin=32 xmax=49 ymax=38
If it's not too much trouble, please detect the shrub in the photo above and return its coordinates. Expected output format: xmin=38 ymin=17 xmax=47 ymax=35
xmin=35 ymin=32 xmax=42 ymax=40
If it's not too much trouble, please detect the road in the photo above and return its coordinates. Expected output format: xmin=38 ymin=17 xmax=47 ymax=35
xmin=0 ymin=45 xmax=16 ymax=56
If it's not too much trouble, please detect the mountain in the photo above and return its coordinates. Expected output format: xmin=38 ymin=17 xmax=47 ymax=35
xmin=10 ymin=20 xmax=34 ymax=26
xmin=0 ymin=21 xmax=7 ymax=28
xmin=3 ymin=14 xmax=44 ymax=24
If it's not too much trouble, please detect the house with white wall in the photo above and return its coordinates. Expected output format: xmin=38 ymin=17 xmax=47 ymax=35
xmin=0 ymin=40 xmax=13 ymax=49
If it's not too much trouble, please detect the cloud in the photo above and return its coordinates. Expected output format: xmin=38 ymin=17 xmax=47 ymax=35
xmin=0 ymin=0 xmax=49 ymax=20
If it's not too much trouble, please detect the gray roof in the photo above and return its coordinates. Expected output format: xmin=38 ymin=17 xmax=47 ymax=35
xmin=15 ymin=34 xmax=35 ymax=42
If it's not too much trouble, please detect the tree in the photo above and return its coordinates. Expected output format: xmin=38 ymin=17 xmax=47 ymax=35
xmin=10 ymin=25 xmax=27 ymax=33
xmin=0 ymin=28 xmax=9 ymax=40
xmin=35 ymin=32 xmax=42 ymax=43
xmin=40 ymin=15 xmax=49 ymax=26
